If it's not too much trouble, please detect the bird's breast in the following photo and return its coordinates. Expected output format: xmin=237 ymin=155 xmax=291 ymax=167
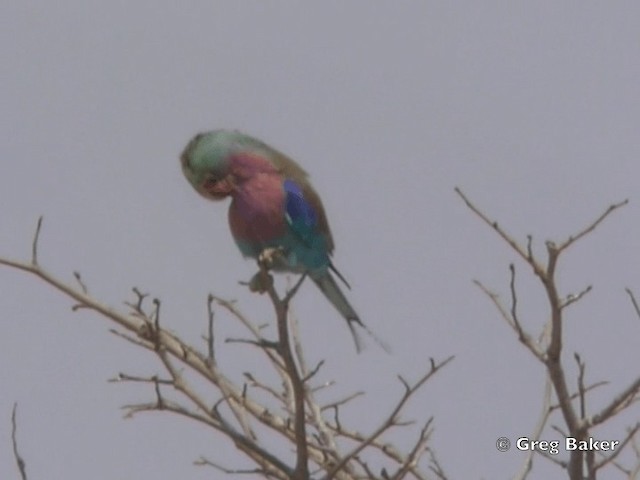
xmin=228 ymin=175 xmax=287 ymax=255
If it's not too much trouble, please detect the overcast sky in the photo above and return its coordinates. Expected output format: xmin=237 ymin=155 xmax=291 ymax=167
xmin=2 ymin=2 xmax=639 ymax=479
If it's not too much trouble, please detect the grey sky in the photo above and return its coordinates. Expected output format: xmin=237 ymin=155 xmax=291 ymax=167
xmin=2 ymin=2 xmax=639 ymax=478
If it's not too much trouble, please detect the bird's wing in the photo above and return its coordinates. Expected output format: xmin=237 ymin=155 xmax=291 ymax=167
xmin=283 ymin=179 xmax=318 ymax=245
xmin=252 ymin=142 xmax=335 ymax=253
xmin=282 ymin=178 xmax=335 ymax=254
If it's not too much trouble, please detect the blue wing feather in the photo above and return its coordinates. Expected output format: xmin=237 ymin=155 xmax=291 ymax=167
xmin=283 ymin=179 xmax=318 ymax=245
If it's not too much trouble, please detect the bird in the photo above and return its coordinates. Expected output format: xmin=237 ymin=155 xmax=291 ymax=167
xmin=180 ymin=129 xmax=383 ymax=352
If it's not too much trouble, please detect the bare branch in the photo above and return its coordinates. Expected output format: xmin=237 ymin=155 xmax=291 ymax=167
xmin=594 ymin=422 xmax=640 ymax=471
xmin=31 ymin=216 xmax=43 ymax=266
xmin=283 ymin=272 xmax=308 ymax=305
xmin=625 ymin=288 xmax=640 ymax=322
xmin=514 ymin=376 xmax=553 ymax=480
xmin=124 ymin=287 xmax=149 ymax=315
xmin=0 ymin=255 xmax=305 ymax=463
xmin=195 ymin=456 xmax=269 ymax=476
xmin=243 ymin=372 xmax=286 ymax=404
xmin=536 ymin=449 xmax=568 ymax=469
xmin=574 ymin=353 xmax=587 ymax=420
xmin=323 ymin=356 xmax=453 ymax=479
xmin=109 ymin=372 xmax=173 ymax=385
xmin=121 ymin=398 xmax=216 ymax=432
xmin=225 ymin=337 xmax=280 ymax=350
xmin=257 ymin=257 xmax=309 ymax=480
xmin=321 ymin=392 xmax=365 ymax=411
xmin=560 ymin=285 xmax=592 ymax=309
xmin=206 ymin=294 xmax=216 ymax=366
xmin=549 ymin=381 xmax=610 ymax=412
xmin=589 ymin=376 xmax=640 ymax=427
xmin=11 ymin=403 xmax=28 ymax=480
xmin=473 ymin=279 xmax=544 ymax=361
xmin=388 ymin=418 xmax=433 ymax=479
xmin=210 ymin=294 xmax=285 ymax=372
xmin=509 ymin=264 xmax=520 ymax=329
xmin=556 ymin=199 xmax=629 ymax=253
xmin=454 ymin=187 xmax=545 ymax=276
xmin=328 ymin=424 xmax=429 ymax=477
xmin=211 ymin=404 xmax=294 ymax=479
xmin=152 ymin=298 xmax=161 ymax=347
xmin=508 ymin=264 xmax=545 ymax=359
xmin=311 ymin=380 xmax=336 ymax=394
xmin=2 ymin=220 xmax=453 ymax=479
xmin=302 ymin=360 xmax=325 ymax=384
xmin=108 ymin=328 xmax=154 ymax=350
xmin=427 ymin=448 xmax=448 ymax=480
xmin=459 ymin=191 xmax=637 ymax=480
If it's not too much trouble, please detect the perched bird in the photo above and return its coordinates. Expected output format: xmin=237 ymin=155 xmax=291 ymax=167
xmin=180 ymin=130 xmax=381 ymax=352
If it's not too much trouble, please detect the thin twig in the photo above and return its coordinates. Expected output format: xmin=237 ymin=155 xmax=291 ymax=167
xmin=454 ymin=187 xmax=545 ymax=277
xmin=321 ymin=392 xmax=365 ymax=411
xmin=625 ymin=288 xmax=640 ymax=321
xmin=11 ymin=403 xmax=28 ymax=480
xmin=194 ymin=456 xmax=268 ymax=476
xmin=302 ymin=360 xmax=325 ymax=383
xmin=574 ymin=353 xmax=587 ymax=420
xmin=109 ymin=372 xmax=173 ymax=385
xmin=427 ymin=448 xmax=448 ymax=480
xmin=473 ymin=279 xmax=544 ymax=361
xmin=594 ymin=422 xmax=640 ymax=471
xmin=556 ymin=199 xmax=629 ymax=253
xmin=125 ymin=287 xmax=149 ymax=314
xmin=108 ymin=328 xmax=154 ymax=349
xmin=549 ymin=381 xmax=609 ymax=411
xmin=73 ymin=271 xmax=88 ymax=294
xmin=561 ymin=285 xmax=593 ymax=309
xmin=284 ymin=272 xmax=308 ymax=305
xmin=206 ymin=294 xmax=215 ymax=366
xmin=589 ymin=376 xmax=640 ymax=427
xmin=514 ymin=376 xmax=553 ymax=480
xmin=31 ymin=216 xmax=43 ymax=265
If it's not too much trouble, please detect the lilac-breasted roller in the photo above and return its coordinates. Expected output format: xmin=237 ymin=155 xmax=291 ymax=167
xmin=180 ymin=130 xmax=378 ymax=352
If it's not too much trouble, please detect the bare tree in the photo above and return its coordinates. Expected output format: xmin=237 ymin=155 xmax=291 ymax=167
xmin=5 ymin=191 xmax=640 ymax=479
xmin=2 ymin=217 xmax=452 ymax=480
xmin=456 ymin=188 xmax=640 ymax=480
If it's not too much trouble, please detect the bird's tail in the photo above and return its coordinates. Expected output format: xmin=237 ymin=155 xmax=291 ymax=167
xmin=311 ymin=271 xmax=389 ymax=354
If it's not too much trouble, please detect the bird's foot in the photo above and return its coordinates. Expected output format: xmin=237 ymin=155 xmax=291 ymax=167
xmin=258 ymin=247 xmax=285 ymax=270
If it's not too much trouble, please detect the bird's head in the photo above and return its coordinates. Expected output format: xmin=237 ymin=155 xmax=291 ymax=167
xmin=180 ymin=131 xmax=236 ymax=200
